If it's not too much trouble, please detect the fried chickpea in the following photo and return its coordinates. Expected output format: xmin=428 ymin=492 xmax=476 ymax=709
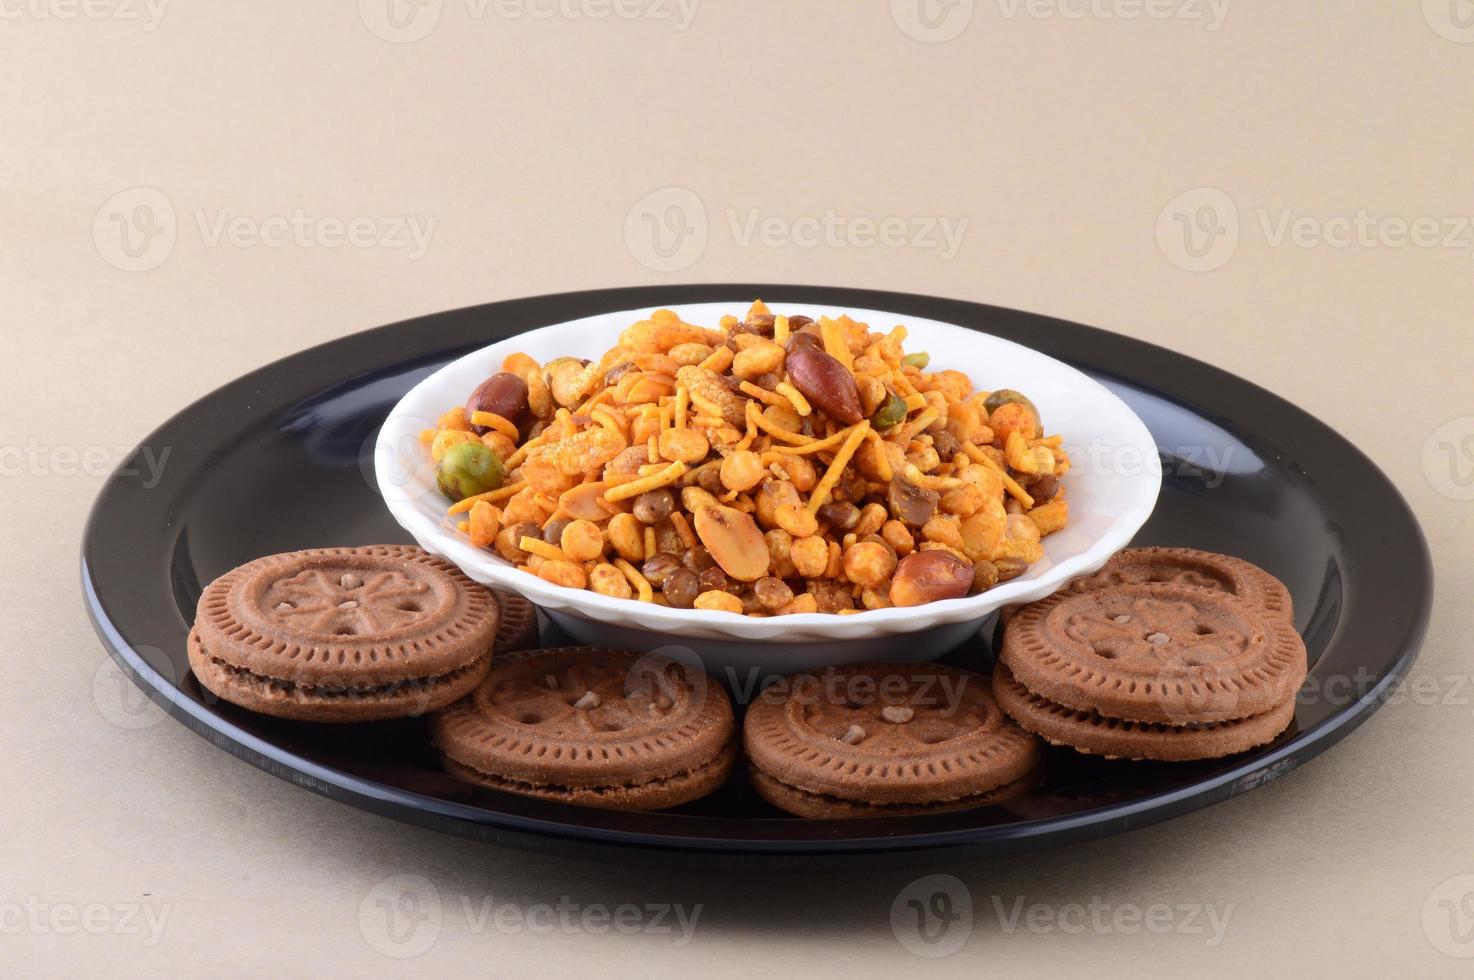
xmin=940 ymin=483 xmax=985 ymax=517
xmin=669 ymin=342 xmax=713 ymax=366
xmin=776 ymin=593 xmax=820 ymax=615
xmin=494 ymin=523 xmax=535 ymax=563
xmin=732 ymin=341 xmax=785 ymax=381
xmin=880 ymin=519 xmax=915 ymax=556
xmin=479 ymin=430 xmax=517 ymax=461
xmin=776 ymin=456 xmax=817 ymax=492
xmin=860 ymin=587 xmax=893 ymax=610
xmin=857 ymin=375 xmax=888 ymax=416
xmin=588 ymin=562 xmax=634 ymax=599
xmin=853 ymin=502 xmax=888 ymax=538
xmin=774 ymin=503 xmax=819 ymax=538
xmin=559 ymin=519 xmax=605 ymax=561
xmin=755 ymin=478 xmax=803 ymax=529
xmin=720 ymin=450 xmax=764 ymax=492
xmin=659 ymin=427 xmax=710 ymax=465
xmin=431 ymin=428 xmax=479 ymax=463
xmin=790 ymin=536 xmax=829 ymax=578
xmin=537 ymin=560 xmax=587 ymax=590
xmin=753 ymin=576 xmax=794 ymax=610
xmin=921 ymin=514 xmax=965 ymax=550
xmin=764 ymin=528 xmax=796 ymax=578
xmin=607 ymin=512 xmax=646 ymax=562
xmin=843 ymin=541 xmax=897 ymax=589
xmin=695 ymin=590 xmax=744 ymax=613
xmin=762 ymin=403 xmax=802 ymax=434
xmin=908 ymin=444 xmax=941 ymax=474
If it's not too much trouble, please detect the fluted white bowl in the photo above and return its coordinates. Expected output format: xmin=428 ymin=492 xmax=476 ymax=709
xmin=376 ymin=301 xmax=1160 ymax=674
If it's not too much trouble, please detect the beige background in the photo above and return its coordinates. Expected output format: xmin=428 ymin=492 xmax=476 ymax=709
xmin=4 ymin=1 xmax=1473 ymax=975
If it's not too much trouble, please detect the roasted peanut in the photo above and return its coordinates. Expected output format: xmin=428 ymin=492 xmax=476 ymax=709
xmin=693 ymin=504 xmax=768 ymax=581
xmin=607 ymin=512 xmax=646 ymax=561
xmin=890 ymin=550 xmax=973 ymax=607
xmin=785 ymin=347 xmax=863 ymax=425
xmin=659 ymin=427 xmax=710 ymax=465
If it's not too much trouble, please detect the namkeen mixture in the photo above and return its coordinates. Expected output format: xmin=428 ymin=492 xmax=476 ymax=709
xmin=421 ymin=302 xmax=1071 ymax=615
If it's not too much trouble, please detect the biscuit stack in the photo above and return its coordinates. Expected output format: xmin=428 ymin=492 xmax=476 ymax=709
xmin=994 ymin=548 xmax=1307 ymax=761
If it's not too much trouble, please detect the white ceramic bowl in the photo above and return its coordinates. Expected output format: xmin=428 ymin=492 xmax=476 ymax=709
xmin=376 ymin=301 xmax=1160 ymax=674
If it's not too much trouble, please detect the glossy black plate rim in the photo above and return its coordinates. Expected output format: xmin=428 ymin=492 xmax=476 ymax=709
xmin=81 ymin=284 xmax=1433 ymax=857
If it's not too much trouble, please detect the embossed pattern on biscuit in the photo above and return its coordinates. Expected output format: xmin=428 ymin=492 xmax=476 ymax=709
xmin=1072 ymin=547 xmax=1294 ymax=624
xmin=1001 ymin=583 xmax=1307 ymax=726
xmin=188 ymin=545 xmax=499 ymax=722
xmin=431 ymin=648 xmax=735 ymax=793
xmin=743 ymin=664 xmax=1044 ymax=807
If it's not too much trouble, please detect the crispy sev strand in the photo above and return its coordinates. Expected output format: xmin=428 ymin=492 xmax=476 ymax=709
xmin=903 ymin=463 xmax=966 ymax=490
xmin=591 ymin=407 xmax=624 ymax=434
xmin=613 ymin=558 xmax=654 ymax=602
xmin=470 ymin=411 xmax=519 ymax=443
xmin=502 ymin=434 xmax=548 ymax=471
xmin=770 ymin=425 xmax=854 ymax=456
xmin=1030 ymin=435 xmax=1064 ymax=448
xmin=738 ymin=380 xmax=790 ymax=409
xmin=735 ymin=402 xmax=760 ymax=451
xmin=895 ymin=408 xmax=940 ymax=443
xmin=698 ymin=346 xmax=734 ymax=373
xmin=603 ymin=460 xmax=688 ymax=502
xmin=773 ymin=315 xmax=791 ymax=345
xmin=902 ymin=392 xmax=928 ymax=412
xmin=820 ymin=318 xmax=853 ymax=370
xmin=963 ymin=442 xmax=1035 ymax=508
xmin=674 ymin=385 xmax=689 ymax=428
xmin=572 ymin=385 xmax=614 ymax=415
xmin=891 ymin=371 xmax=920 ymax=398
xmin=447 ymin=480 xmax=528 ymax=515
xmin=668 ymin=510 xmax=697 ymax=550
xmin=519 ymin=537 xmax=572 ymax=563
xmin=805 ymin=421 xmax=870 ymax=514
xmin=646 ymin=434 xmax=659 ymax=464
xmin=749 ymin=401 xmax=814 ymax=445
xmin=775 ymin=381 xmax=812 ymax=417
xmin=643 ymin=526 xmax=657 ymax=560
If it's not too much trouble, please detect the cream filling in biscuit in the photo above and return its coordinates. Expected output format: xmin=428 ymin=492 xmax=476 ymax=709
xmin=444 ymin=743 xmax=735 ymax=797
xmin=202 ymin=643 xmax=487 ymax=700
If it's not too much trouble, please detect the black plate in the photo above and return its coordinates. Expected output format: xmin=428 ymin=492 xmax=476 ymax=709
xmin=82 ymin=286 xmax=1432 ymax=858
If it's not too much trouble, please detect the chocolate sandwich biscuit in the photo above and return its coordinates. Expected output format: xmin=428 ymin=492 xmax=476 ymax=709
xmin=188 ymin=545 xmax=498 ymax=722
xmin=431 ymin=647 xmax=735 ymax=811
xmin=744 ymin=663 xmax=1044 ymax=818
